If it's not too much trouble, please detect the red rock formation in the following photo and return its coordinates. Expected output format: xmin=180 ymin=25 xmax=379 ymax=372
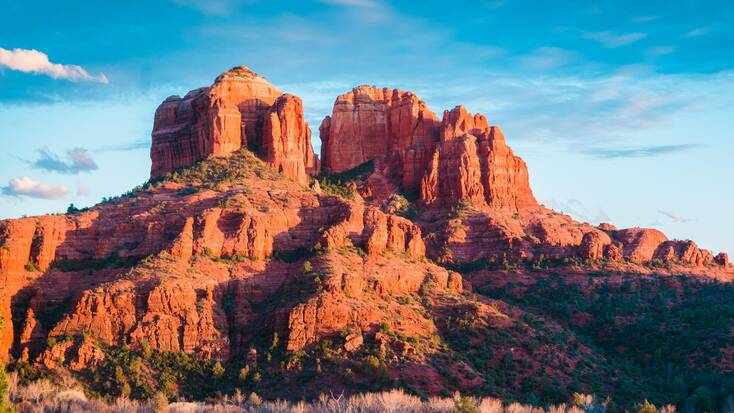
xmin=262 ymin=94 xmax=316 ymax=186
xmin=612 ymin=228 xmax=668 ymax=263
xmin=715 ymin=253 xmax=729 ymax=268
xmin=284 ymin=254 xmax=461 ymax=352
xmin=420 ymin=106 xmax=538 ymax=210
xmin=320 ymin=89 xmax=537 ymax=210
xmin=150 ymin=66 xmax=318 ymax=183
xmin=578 ymin=231 xmax=613 ymax=260
xmin=0 ymin=67 xmax=731 ymax=395
xmin=652 ymin=240 xmax=714 ymax=266
xmin=320 ymin=86 xmax=441 ymax=193
xmin=363 ymin=207 xmax=426 ymax=258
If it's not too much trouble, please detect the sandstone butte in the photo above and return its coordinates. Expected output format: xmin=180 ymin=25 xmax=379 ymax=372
xmin=0 ymin=66 xmax=731 ymax=398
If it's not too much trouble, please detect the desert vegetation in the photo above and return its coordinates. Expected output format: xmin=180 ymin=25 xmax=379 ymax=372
xmin=9 ymin=372 xmax=713 ymax=413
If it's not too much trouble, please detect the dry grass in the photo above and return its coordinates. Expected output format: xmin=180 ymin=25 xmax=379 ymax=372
xmin=4 ymin=373 xmax=609 ymax=413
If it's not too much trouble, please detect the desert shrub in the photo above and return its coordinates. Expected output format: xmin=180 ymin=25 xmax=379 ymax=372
xmin=636 ymin=400 xmax=658 ymax=413
xmin=316 ymin=160 xmax=373 ymax=200
xmin=453 ymin=394 xmax=479 ymax=413
xmin=23 ymin=262 xmax=39 ymax=273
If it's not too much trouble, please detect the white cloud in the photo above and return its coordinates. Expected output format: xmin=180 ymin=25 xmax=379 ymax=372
xmin=0 ymin=48 xmax=108 ymax=83
xmin=2 ymin=177 xmax=68 ymax=199
xmin=583 ymin=31 xmax=647 ymax=47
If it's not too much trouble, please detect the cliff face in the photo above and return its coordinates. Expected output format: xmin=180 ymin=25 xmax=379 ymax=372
xmin=1 ymin=66 xmax=732 ymax=401
xmin=419 ymin=106 xmax=537 ymax=210
xmin=320 ymin=88 xmax=537 ymax=210
xmin=319 ymin=86 xmax=441 ymax=194
xmin=150 ymin=66 xmax=318 ymax=184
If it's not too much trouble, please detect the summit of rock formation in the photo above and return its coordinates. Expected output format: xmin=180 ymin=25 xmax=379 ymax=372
xmin=1 ymin=66 xmax=732 ymax=406
xmin=150 ymin=66 xmax=318 ymax=184
xmin=319 ymin=87 xmax=537 ymax=210
xmin=320 ymin=86 xmax=441 ymax=194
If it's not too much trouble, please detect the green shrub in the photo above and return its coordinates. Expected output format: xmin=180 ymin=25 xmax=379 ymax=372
xmin=24 ymin=262 xmax=39 ymax=272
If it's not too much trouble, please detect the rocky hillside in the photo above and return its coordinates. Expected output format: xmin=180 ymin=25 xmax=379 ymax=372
xmin=1 ymin=66 xmax=732 ymax=410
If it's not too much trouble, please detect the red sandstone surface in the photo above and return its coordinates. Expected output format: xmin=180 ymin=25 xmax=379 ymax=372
xmin=0 ymin=67 xmax=731 ymax=398
xmin=150 ymin=66 xmax=318 ymax=184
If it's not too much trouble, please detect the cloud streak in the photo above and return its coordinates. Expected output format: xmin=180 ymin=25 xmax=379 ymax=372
xmin=29 ymin=147 xmax=99 ymax=174
xmin=542 ymin=197 xmax=611 ymax=224
xmin=583 ymin=31 xmax=647 ymax=47
xmin=0 ymin=48 xmax=108 ymax=83
xmin=317 ymin=0 xmax=378 ymax=7
xmin=95 ymin=138 xmax=150 ymax=152
xmin=1 ymin=177 xmax=68 ymax=199
xmin=582 ymin=144 xmax=703 ymax=159
xmin=658 ymin=210 xmax=691 ymax=223
xmin=517 ymin=47 xmax=575 ymax=69
xmin=172 ymin=0 xmax=253 ymax=15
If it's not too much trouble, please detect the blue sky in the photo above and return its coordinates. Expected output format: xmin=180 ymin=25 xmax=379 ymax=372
xmin=1 ymin=0 xmax=733 ymax=256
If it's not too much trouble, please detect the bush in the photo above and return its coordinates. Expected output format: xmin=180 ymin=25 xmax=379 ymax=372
xmin=636 ymin=400 xmax=658 ymax=413
xmin=453 ymin=394 xmax=479 ymax=413
xmin=23 ymin=262 xmax=39 ymax=273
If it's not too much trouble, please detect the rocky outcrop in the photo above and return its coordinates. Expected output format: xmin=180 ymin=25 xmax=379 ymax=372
xmin=653 ymin=240 xmax=714 ymax=266
xmin=284 ymin=254 xmax=462 ymax=352
xmin=578 ymin=231 xmax=613 ymax=260
xmin=320 ymin=86 xmax=441 ymax=193
xmin=420 ymin=106 xmax=538 ymax=210
xmin=715 ymin=253 xmax=729 ymax=268
xmin=150 ymin=66 xmax=318 ymax=183
xmin=612 ymin=228 xmax=669 ymax=263
xmin=320 ymin=89 xmax=537 ymax=210
xmin=191 ymin=208 xmax=273 ymax=260
xmin=262 ymin=94 xmax=317 ymax=186
xmin=317 ymin=202 xmax=425 ymax=258
xmin=362 ymin=207 xmax=426 ymax=258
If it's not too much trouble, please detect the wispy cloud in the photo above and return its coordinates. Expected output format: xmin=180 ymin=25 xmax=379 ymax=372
xmin=317 ymin=0 xmax=378 ymax=7
xmin=582 ymin=144 xmax=703 ymax=159
xmin=171 ymin=0 xmax=253 ymax=15
xmin=542 ymin=197 xmax=611 ymax=224
xmin=0 ymin=48 xmax=108 ymax=83
xmin=95 ymin=138 xmax=150 ymax=152
xmin=28 ymin=147 xmax=98 ymax=174
xmin=517 ymin=47 xmax=575 ymax=69
xmin=1 ymin=177 xmax=68 ymax=199
xmin=685 ymin=27 xmax=710 ymax=38
xmin=658 ymin=210 xmax=691 ymax=223
xmin=583 ymin=31 xmax=647 ymax=47
xmin=630 ymin=16 xmax=658 ymax=23
xmin=647 ymin=46 xmax=675 ymax=57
